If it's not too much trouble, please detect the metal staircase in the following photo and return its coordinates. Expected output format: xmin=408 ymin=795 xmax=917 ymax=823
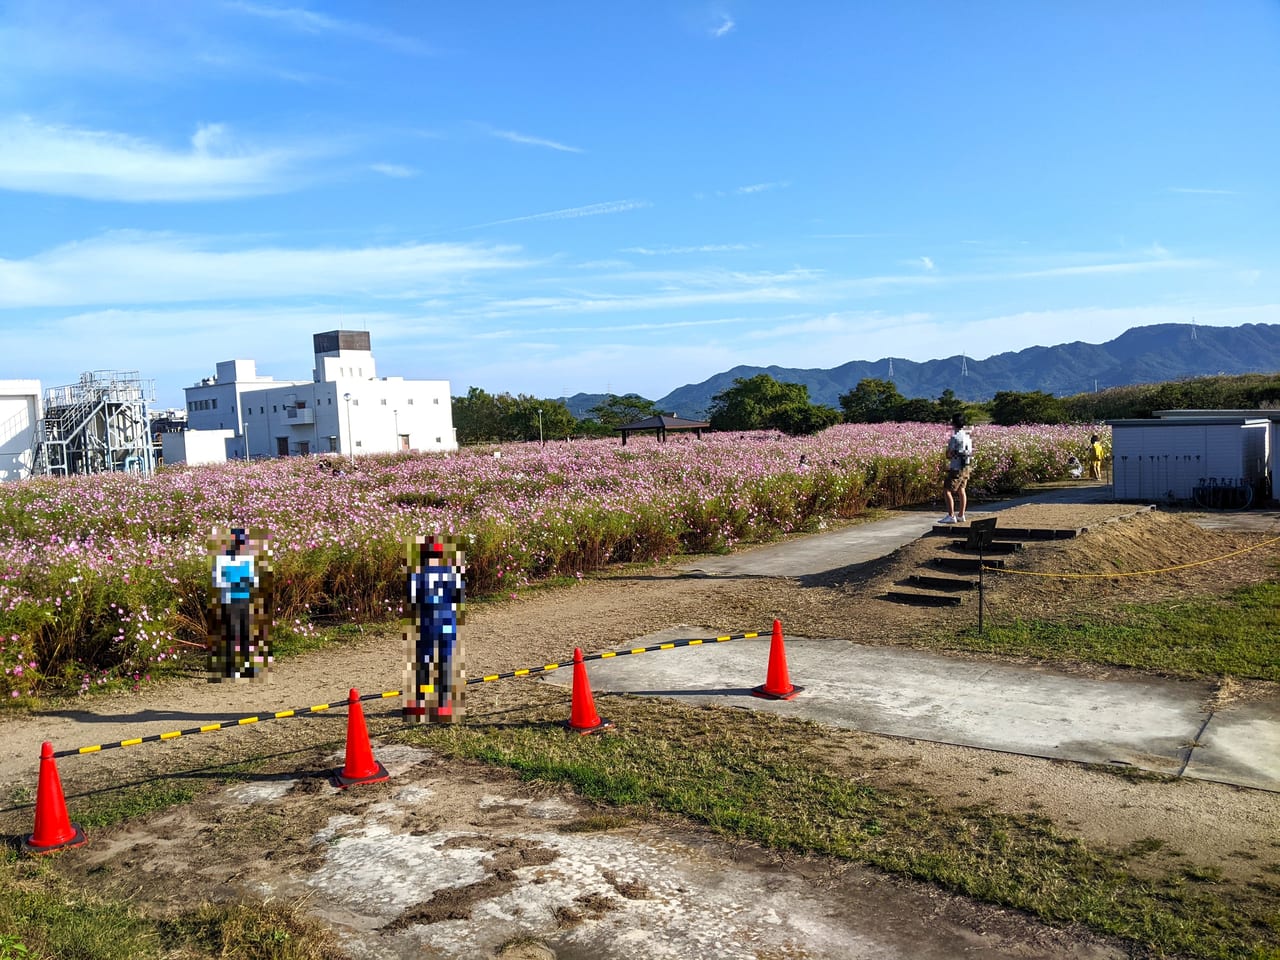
xmin=33 ymin=372 xmax=155 ymax=477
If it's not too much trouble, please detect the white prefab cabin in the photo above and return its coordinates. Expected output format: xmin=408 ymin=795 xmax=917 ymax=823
xmin=1107 ymin=416 xmax=1270 ymax=502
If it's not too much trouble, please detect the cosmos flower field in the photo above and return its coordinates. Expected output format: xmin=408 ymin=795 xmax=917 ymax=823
xmin=0 ymin=422 xmax=1101 ymax=697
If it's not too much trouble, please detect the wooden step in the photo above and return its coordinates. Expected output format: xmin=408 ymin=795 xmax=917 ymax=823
xmin=906 ymin=574 xmax=976 ymax=591
xmin=934 ymin=556 xmax=1005 ymax=572
xmin=933 ymin=525 xmax=1079 ymax=541
xmin=883 ymin=590 xmax=964 ymax=607
xmin=947 ymin=541 xmax=1022 ymax=555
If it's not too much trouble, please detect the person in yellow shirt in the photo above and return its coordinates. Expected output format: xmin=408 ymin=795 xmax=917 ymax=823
xmin=1089 ymin=434 xmax=1105 ymax=481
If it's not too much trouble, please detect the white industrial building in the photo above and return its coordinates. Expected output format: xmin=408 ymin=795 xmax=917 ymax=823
xmin=1108 ymin=410 xmax=1274 ymax=505
xmin=180 ymin=331 xmax=456 ymax=462
xmin=162 ymin=429 xmax=235 ymax=467
xmin=0 ymin=380 xmax=42 ymax=482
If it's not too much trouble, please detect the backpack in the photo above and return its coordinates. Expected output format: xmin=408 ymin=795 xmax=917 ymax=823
xmin=948 ymin=431 xmax=973 ymax=468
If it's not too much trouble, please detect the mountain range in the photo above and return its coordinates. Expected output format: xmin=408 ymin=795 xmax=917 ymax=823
xmin=561 ymin=323 xmax=1280 ymax=420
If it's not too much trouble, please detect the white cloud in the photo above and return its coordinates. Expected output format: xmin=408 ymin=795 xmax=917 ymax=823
xmin=489 ymin=128 xmax=583 ymax=153
xmin=573 ymin=259 xmax=632 ymax=270
xmin=919 ymin=256 xmax=935 ymax=271
xmin=1009 ymin=258 xmax=1210 ymax=279
xmin=737 ymin=181 xmax=788 ymax=194
xmin=1168 ymin=187 xmax=1236 ymax=196
xmin=464 ymin=199 xmax=651 ymax=230
xmin=443 ymin=341 xmax=745 ymax=400
xmin=812 ymin=233 xmax=896 ymax=240
xmin=712 ymin=15 xmax=735 ymax=37
xmin=444 ymin=286 xmax=807 ymax=321
xmin=0 ymin=305 xmax=418 ymax=404
xmin=470 ymin=316 xmax=747 ymax=340
xmin=371 ymin=163 xmax=417 ymax=178
xmin=0 ymin=116 xmax=316 ymax=201
xmin=622 ymin=244 xmax=750 ymax=255
xmin=224 ymin=1 xmax=430 ymax=55
xmin=0 ymin=233 xmax=529 ymax=308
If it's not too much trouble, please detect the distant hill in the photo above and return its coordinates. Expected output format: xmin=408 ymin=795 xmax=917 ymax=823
xmin=561 ymin=393 xmax=610 ymax=420
xmin=643 ymin=323 xmax=1280 ymax=419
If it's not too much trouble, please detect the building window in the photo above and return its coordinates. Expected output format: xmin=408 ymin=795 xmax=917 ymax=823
xmin=328 ymin=436 xmax=338 ymax=452
xmin=380 ymin=398 xmax=387 ymax=406
xmin=433 ymin=398 xmax=439 ymax=405
xmin=260 ymin=406 xmax=264 ymax=414
xmin=327 ymin=398 xmax=332 ymax=405
xmin=352 ymin=399 xmax=359 ymax=406
xmin=435 ymin=437 xmax=442 ymax=443
xmin=407 ymin=398 xmax=414 ymax=405
xmin=212 ymin=398 xmax=218 ymax=409
xmin=231 ymin=405 xmax=235 ymax=414
xmin=273 ymin=405 xmax=277 ymax=413
xmin=355 ymin=440 xmax=362 ymax=447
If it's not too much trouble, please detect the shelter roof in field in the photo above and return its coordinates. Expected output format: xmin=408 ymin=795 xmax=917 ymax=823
xmin=617 ymin=415 xmax=711 ymax=431
xmin=615 ymin=414 xmax=711 ymax=445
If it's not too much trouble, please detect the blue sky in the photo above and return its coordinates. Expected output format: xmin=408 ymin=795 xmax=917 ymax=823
xmin=1 ymin=1 xmax=1277 ymax=408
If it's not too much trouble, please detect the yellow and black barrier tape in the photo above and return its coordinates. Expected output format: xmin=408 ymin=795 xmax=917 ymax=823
xmin=53 ymin=690 xmax=402 ymax=760
xmin=983 ymin=534 xmax=1280 ymax=580
xmin=53 ymin=630 xmax=766 ymax=759
xmin=466 ymin=629 xmax=762 ymax=685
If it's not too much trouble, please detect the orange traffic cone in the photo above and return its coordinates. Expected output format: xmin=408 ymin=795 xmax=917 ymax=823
xmin=24 ymin=742 xmax=86 ymax=855
xmin=752 ymin=620 xmax=802 ymax=700
xmin=334 ymin=688 xmax=390 ymax=788
xmin=567 ymin=648 xmax=613 ymax=735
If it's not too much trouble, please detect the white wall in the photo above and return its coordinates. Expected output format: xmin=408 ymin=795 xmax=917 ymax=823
xmin=1273 ymin=424 xmax=1280 ymax=503
xmin=240 ymin=377 xmax=456 ymax=457
xmin=185 ymin=360 xmax=307 ymax=436
xmin=162 ymin=429 xmax=233 ymax=466
xmin=1111 ymin=419 xmax=1269 ymax=500
xmin=186 ymin=333 xmax=456 ymax=460
xmin=0 ymin=380 xmax=41 ymax=482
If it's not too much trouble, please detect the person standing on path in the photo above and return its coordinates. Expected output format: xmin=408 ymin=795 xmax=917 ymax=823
xmin=1090 ymin=434 xmax=1105 ymax=481
xmin=941 ymin=414 xmax=973 ymax=524
xmin=404 ymin=536 xmax=466 ymax=723
xmin=210 ymin=528 xmax=272 ymax=681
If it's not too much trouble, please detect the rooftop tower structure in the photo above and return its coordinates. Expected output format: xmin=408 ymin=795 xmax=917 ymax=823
xmin=313 ymin=330 xmax=376 ymax=382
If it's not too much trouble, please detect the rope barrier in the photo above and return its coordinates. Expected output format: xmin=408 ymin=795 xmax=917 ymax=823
xmin=53 ymin=690 xmax=401 ymax=759
xmin=52 ymin=630 xmax=765 ymax=759
xmin=983 ymin=534 xmax=1280 ymax=580
xmin=467 ymin=629 xmax=761 ymax=685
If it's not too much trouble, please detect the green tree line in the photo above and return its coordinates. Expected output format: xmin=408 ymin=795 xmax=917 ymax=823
xmin=454 ymin=372 xmax=1280 ymax=443
xmin=452 ymin=389 xmax=662 ymax=443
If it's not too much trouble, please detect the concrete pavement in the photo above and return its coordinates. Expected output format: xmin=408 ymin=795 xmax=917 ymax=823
xmin=676 ymin=483 xmax=1118 ymax=579
xmin=555 ymin=487 xmax=1280 ymax=792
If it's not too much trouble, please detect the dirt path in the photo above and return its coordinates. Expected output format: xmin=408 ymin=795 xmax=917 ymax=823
xmin=2 ymin=502 xmax=1279 ymax=958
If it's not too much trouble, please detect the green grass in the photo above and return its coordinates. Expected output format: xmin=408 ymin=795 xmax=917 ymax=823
xmin=0 ymin=752 xmax=344 ymax=960
xmin=73 ymin=780 xmax=199 ymax=829
xmin=0 ymin=854 xmax=341 ymax=960
xmin=939 ymin=581 xmax=1280 ymax=680
xmin=0 ymin=856 xmax=158 ymax=960
xmin=397 ymin=698 xmax=1280 ymax=960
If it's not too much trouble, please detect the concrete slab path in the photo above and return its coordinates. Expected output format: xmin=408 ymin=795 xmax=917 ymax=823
xmin=542 ymin=627 xmax=1280 ymax=792
xmin=677 ymin=483 xmax=1119 ymax=579
xmin=581 ymin=487 xmax=1280 ymax=792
